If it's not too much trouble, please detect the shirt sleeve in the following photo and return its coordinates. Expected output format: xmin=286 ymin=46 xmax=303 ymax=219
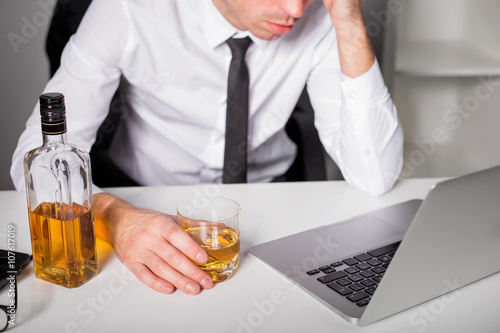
xmin=307 ymin=39 xmax=403 ymax=197
xmin=10 ymin=0 xmax=131 ymax=194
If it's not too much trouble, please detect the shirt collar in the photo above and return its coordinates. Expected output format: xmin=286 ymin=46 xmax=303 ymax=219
xmin=201 ymin=0 xmax=270 ymax=49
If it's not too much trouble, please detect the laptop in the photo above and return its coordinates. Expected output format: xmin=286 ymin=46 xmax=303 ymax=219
xmin=249 ymin=165 xmax=500 ymax=325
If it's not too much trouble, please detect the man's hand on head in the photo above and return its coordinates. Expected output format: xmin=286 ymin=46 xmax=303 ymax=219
xmin=322 ymin=0 xmax=364 ymax=31
xmin=93 ymin=193 xmax=214 ymax=295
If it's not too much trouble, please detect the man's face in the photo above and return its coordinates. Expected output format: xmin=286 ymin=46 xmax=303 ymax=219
xmin=213 ymin=0 xmax=314 ymax=40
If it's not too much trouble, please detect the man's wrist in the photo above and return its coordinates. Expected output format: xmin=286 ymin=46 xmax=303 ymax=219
xmin=335 ymin=20 xmax=374 ymax=78
xmin=93 ymin=192 xmax=132 ymax=246
xmin=333 ymin=16 xmax=366 ymax=37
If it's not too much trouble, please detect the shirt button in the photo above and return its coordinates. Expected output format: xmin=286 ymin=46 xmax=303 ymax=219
xmin=348 ymin=91 xmax=357 ymax=100
xmin=363 ymin=149 xmax=371 ymax=156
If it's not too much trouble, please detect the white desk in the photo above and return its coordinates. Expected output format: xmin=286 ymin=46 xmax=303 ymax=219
xmin=2 ymin=179 xmax=499 ymax=332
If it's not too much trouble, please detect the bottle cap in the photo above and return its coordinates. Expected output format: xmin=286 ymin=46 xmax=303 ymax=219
xmin=40 ymin=92 xmax=67 ymax=134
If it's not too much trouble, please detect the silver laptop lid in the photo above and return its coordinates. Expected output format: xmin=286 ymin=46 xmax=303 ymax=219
xmin=360 ymin=165 xmax=500 ymax=325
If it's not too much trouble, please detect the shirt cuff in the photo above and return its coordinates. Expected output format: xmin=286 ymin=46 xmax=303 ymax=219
xmin=339 ymin=59 xmax=388 ymax=109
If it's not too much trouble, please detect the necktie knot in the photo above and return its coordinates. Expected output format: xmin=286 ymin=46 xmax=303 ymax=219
xmin=226 ymin=37 xmax=252 ymax=59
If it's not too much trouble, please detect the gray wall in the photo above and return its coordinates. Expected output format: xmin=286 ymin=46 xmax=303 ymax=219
xmin=0 ymin=0 xmax=56 ymax=190
xmin=392 ymin=0 xmax=500 ymax=178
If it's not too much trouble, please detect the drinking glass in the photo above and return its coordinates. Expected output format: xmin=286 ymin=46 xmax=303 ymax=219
xmin=177 ymin=196 xmax=240 ymax=283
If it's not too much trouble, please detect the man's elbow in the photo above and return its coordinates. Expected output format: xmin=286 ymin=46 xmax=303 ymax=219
xmin=345 ymin=158 xmax=402 ymax=197
xmin=366 ymin=160 xmax=402 ymax=197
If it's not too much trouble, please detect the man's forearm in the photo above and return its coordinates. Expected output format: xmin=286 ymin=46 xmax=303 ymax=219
xmin=335 ymin=18 xmax=374 ymax=78
xmin=323 ymin=0 xmax=375 ymax=78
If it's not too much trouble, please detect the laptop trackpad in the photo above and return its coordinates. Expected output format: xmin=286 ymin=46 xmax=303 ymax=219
xmin=315 ymin=216 xmax=404 ymax=254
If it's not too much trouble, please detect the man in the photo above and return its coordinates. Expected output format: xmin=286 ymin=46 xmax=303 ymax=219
xmin=11 ymin=0 xmax=403 ymax=296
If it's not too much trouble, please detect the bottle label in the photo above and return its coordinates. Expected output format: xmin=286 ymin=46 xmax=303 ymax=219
xmin=41 ymin=121 xmax=67 ymax=135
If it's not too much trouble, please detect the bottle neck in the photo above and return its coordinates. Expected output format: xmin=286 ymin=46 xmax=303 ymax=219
xmin=42 ymin=131 xmax=68 ymax=146
xmin=41 ymin=115 xmax=67 ymax=146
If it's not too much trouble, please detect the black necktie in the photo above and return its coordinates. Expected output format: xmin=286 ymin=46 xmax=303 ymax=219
xmin=223 ymin=37 xmax=252 ymax=184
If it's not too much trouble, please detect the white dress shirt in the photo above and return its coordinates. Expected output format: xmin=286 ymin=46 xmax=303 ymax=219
xmin=11 ymin=0 xmax=403 ymax=196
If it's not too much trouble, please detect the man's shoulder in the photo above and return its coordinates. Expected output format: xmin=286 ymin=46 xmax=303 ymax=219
xmin=120 ymin=0 xmax=199 ymax=10
xmin=112 ymin=0 xmax=200 ymax=24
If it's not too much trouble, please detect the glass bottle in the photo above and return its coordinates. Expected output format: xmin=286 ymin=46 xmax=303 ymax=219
xmin=23 ymin=92 xmax=98 ymax=288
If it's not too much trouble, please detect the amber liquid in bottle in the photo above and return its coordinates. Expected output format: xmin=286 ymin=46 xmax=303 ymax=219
xmin=29 ymin=202 xmax=97 ymax=288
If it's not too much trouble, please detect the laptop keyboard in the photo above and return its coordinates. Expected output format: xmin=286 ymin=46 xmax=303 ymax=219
xmin=307 ymin=242 xmax=400 ymax=307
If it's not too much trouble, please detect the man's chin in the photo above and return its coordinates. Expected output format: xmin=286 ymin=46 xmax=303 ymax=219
xmin=251 ymin=27 xmax=287 ymax=41
xmin=262 ymin=34 xmax=282 ymax=41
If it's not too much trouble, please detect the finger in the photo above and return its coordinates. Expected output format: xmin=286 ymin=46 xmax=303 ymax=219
xmin=142 ymin=250 xmax=211 ymax=295
xmin=151 ymin=236 xmax=214 ymax=290
xmin=161 ymin=220 xmax=209 ymax=264
xmin=127 ymin=261 xmax=175 ymax=294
